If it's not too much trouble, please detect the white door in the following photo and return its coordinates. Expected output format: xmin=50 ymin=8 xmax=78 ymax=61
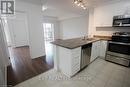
xmin=8 ymin=12 xmax=29 ymax=47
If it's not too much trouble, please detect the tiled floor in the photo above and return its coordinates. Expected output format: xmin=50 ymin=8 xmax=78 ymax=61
xmin=15 ymin=58 xmax=130 ymax=87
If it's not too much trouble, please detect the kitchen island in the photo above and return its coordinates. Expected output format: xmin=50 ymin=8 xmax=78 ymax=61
xmin=51 ymin=37 xmax=110 ymax=77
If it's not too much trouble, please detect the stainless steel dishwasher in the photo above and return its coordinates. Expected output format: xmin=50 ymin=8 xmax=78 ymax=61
xmin=80 ymin=43 xmax=92 ymax=69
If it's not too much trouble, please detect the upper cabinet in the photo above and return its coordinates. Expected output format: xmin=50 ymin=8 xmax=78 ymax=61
xmin=94 ymin=1 xmax=130 ymax=27
xmin=94 ymin=9 xmax=113 ymax=27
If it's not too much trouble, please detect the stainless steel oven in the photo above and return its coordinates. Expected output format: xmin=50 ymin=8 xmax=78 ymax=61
xmin=108 ymin=41 xmax=130 ymax=55
xmin=106 ymin=32 xmax=130 ymax=66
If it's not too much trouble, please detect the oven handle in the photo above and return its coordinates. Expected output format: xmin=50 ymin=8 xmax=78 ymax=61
xmin=108 ymin=41 xmax=130 ymax=46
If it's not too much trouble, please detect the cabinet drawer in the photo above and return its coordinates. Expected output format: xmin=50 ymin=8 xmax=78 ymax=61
xmin=106 ymin=55 xmax=130 ymax=66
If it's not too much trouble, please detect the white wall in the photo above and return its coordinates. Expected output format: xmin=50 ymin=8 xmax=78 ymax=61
xmin=43 ymin=16 xmax=60 ymax=40
xmin=60 ymin=15 xmax=89 ymax=39
xmin=92 ymin=1 xmax=130 ymax=36
xmin=88 ymin=8 xmax=95 ymax=37
xmin=15 ymin=1 xmax=45 ymax=58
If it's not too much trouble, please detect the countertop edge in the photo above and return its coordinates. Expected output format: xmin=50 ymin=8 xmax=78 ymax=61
xmin=51 ymin=42 xmax=81 ymax=49
xmin=51 ymin=38 xmax=108 ymax=49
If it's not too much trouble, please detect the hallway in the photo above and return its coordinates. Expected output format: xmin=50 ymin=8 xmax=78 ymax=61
xmin=7 ymin=45 xmax=54 ymax=86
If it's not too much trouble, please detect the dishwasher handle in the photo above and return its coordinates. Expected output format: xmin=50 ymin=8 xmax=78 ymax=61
xmin=82 ymin=43 xmax=92 ymax=49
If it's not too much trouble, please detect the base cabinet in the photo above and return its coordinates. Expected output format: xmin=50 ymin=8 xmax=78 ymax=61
xmin=53 ymin=40 xmax=108 ymax=77
xmin=58 ymin=47 xmax=81 ymax=77
xmin=91 ymin=40 xmax=108 ymax=62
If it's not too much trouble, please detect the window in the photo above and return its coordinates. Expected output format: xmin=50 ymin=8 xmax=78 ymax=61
xmin=43 ymin=23 xmax=54 ymax=42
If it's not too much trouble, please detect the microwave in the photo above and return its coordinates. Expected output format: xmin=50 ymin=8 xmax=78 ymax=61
xmin=113 ymin=15 xmax=130 ymax=27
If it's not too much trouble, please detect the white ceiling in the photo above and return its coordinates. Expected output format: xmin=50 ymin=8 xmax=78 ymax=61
xmin=17 ymin=0 xmax=129 ymax=19
xmin=42 ymin=8 xmax=88 ymax=20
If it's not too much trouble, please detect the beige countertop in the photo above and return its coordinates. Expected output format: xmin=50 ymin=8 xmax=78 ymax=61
xmin=51 ymin=36 xmax=111 ymax=49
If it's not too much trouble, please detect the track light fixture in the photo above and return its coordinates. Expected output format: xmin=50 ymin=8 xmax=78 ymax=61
xmin=74 ymin=0 xmax=86 ymax=9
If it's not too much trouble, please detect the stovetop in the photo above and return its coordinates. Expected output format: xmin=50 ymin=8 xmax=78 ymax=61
xmin=113 ymin=32 xmax=130 ymax=36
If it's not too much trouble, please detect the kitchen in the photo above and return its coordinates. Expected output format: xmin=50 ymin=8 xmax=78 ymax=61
xmin=1 ymin=0 xmax=130 ymax=87
xmin=51 ymin=0 xmax=130 ymax=78
xmin=17 ymin=0 xmax=130 ymax=87
xmin=52 ymin=31 xmax=130 ymax=77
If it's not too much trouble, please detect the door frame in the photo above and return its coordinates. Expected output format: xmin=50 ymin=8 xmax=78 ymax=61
xmin=0 ymin=17 xmax=11 ymax=86
xmin=43 ymin=23 xmax=54 ymax=42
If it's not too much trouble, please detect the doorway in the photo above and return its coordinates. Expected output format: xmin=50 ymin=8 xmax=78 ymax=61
xmin=43 ymin=23 xmax=54 ymax=66
xmin=43 ymin=23 xmax=54 ymax=42
xmin=7 ymin=12 xmax=29 ymax=47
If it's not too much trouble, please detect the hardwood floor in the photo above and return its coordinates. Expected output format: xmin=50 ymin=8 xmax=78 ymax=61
xmin=7 ymin=45 xmax=54 ymax=86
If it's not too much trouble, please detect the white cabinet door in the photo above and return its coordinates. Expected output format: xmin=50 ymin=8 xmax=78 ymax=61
xmin=100 ymin=41 xmax=108 ymax=59
xmin=94 ymin=11 xmax=113 ymax=27
xmin=96 ymin=41 xmax=101 ymax=57
xmin=71 ymin=47 xmax=81 ymax=76
xmin=91 ymin=43 xmax=97 ymax=62
xmin=90 ymin=41 xmax=100 ymax=62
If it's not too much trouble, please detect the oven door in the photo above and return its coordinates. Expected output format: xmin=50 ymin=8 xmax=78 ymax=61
xmin=108 ymin=41 xmax=130 ymax=56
